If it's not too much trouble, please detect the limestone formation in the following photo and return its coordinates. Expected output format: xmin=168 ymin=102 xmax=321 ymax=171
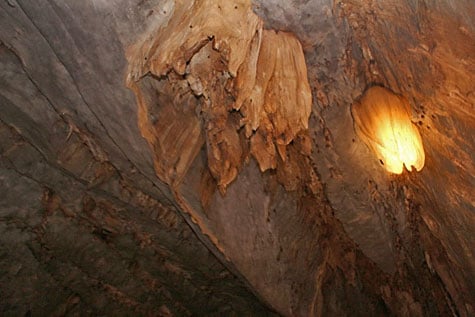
xmin=1 ymin=0 xmax=474 ymax=316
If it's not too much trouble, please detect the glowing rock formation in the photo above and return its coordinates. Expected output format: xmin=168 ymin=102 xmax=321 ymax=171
xmin=352 ymin=86 xmax=425 ymax=174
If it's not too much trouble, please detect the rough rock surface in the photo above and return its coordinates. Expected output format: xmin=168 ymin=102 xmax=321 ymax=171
xmin=1 ymin=0 xmax=474 ymax=316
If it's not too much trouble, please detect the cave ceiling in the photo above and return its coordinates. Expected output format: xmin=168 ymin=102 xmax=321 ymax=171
xmin=0 ymin=0 xmax=474 ymax=316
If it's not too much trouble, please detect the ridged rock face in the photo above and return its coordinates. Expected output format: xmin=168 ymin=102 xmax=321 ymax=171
xmin=1 ymin=0 xmax=474 ymax=316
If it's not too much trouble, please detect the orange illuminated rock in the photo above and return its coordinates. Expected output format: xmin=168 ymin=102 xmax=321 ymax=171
xmin=351 ymin=86 xmax=425 ymax=174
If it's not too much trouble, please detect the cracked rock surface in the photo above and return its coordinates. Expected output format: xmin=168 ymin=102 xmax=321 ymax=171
xmin=1 ymin=0 xmax=474 ymax=316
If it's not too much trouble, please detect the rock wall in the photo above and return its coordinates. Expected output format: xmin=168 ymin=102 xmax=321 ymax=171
xmin=1 ymin=0 xmax=474 ymax=316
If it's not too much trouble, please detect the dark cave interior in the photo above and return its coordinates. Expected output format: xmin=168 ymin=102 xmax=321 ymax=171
xmin=0 ymin=0 xmax=474 ymax=316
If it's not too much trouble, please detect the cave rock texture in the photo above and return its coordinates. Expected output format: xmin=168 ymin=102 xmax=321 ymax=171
xmin=1 ymin=0 xmax=474 ymax=316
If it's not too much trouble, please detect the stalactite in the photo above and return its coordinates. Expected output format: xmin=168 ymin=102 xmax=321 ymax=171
xmin=126 ymin=0 xmax=312 ymax=193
